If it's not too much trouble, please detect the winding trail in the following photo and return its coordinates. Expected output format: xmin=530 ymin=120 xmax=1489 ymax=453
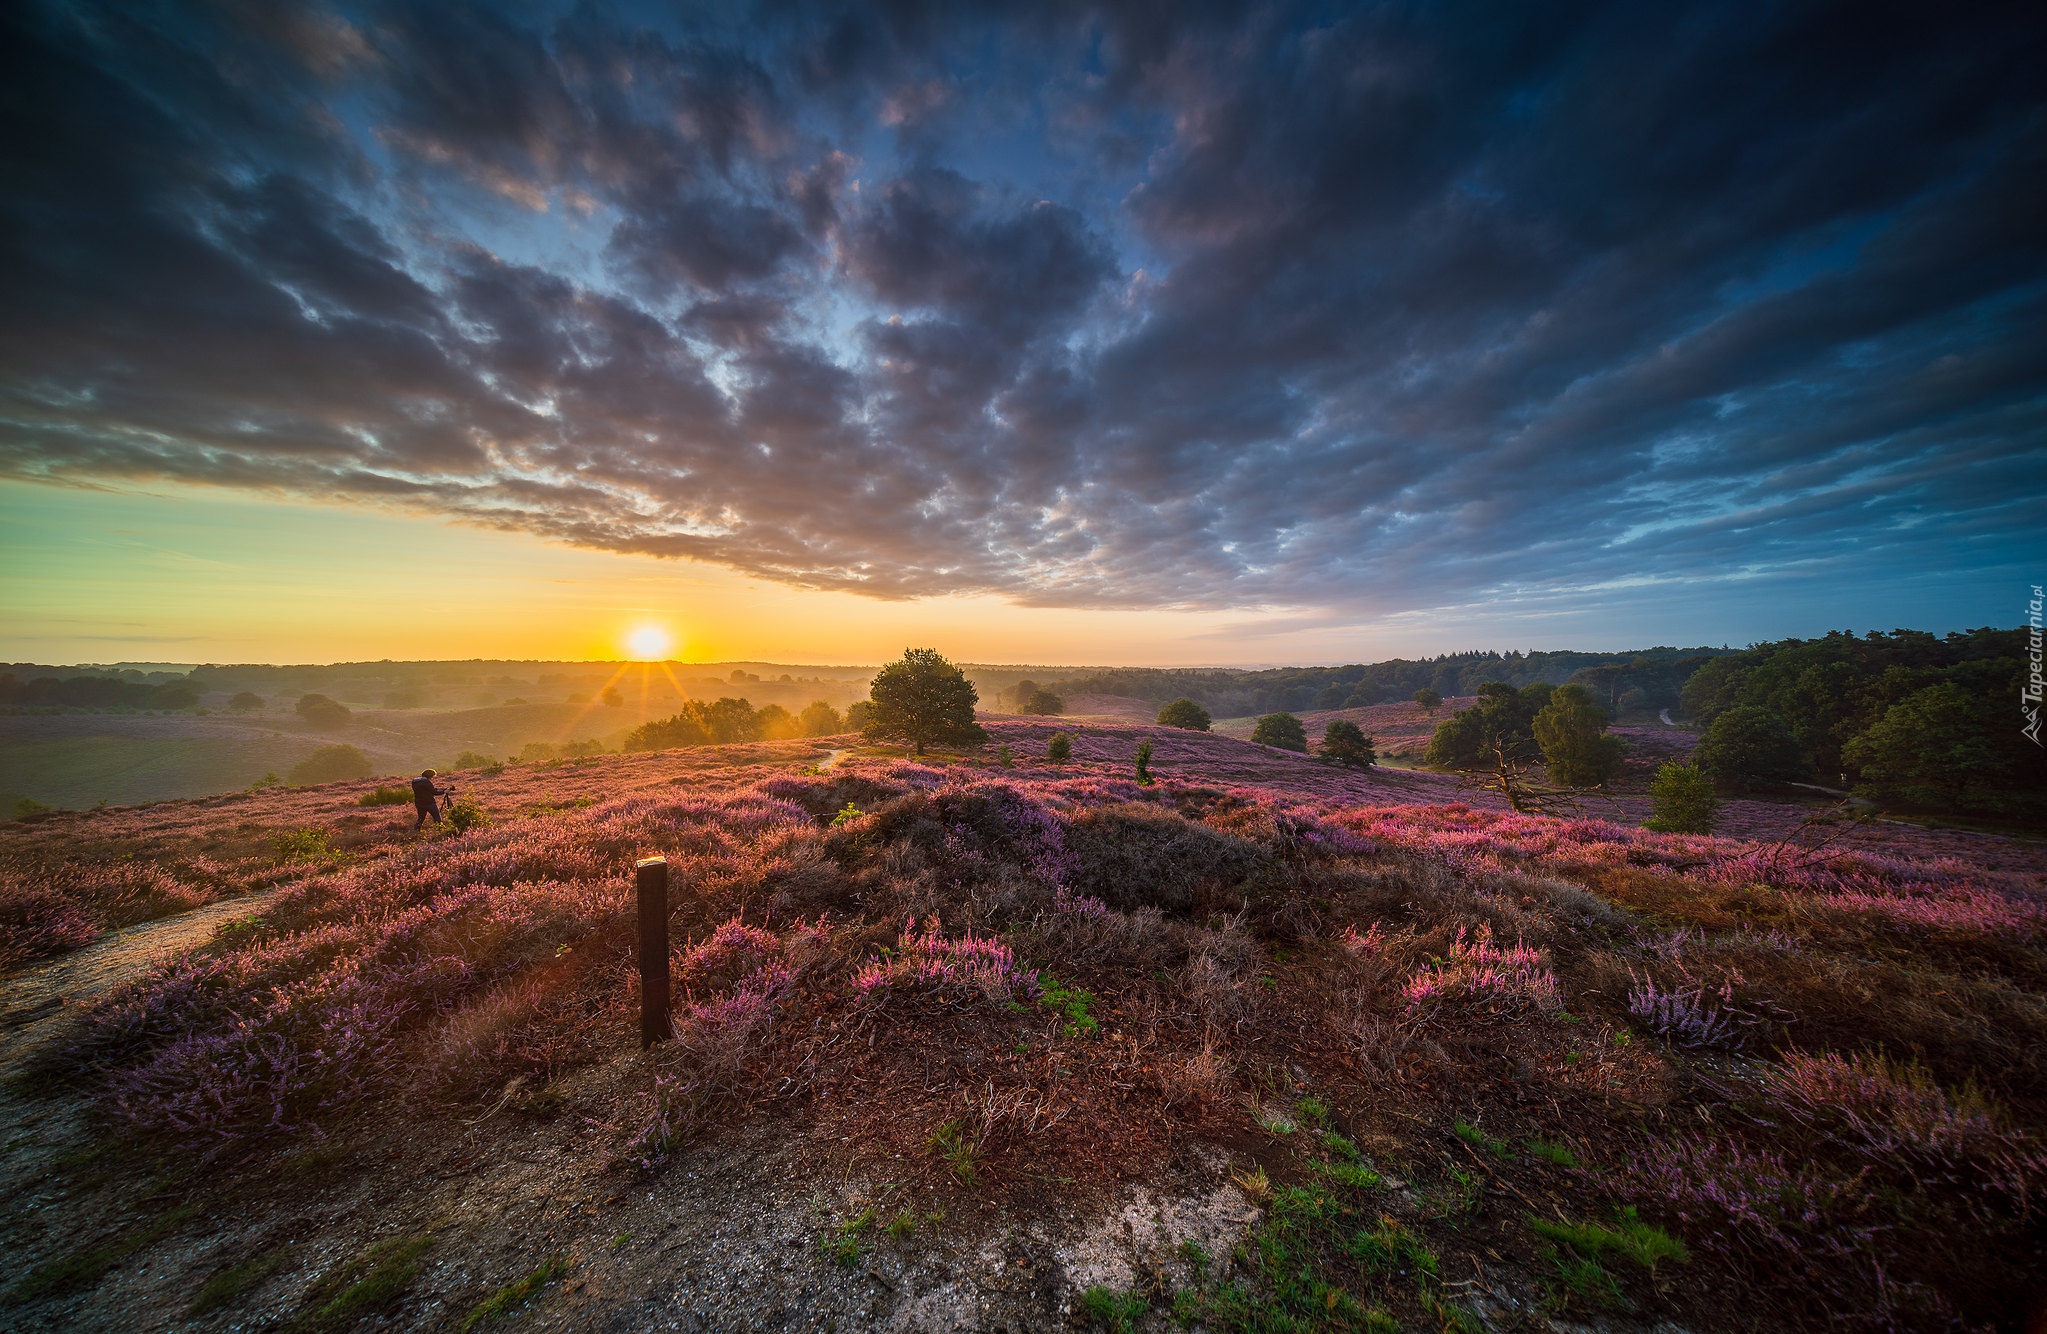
xmin=0 ymin=891 xmax=278 ymax=1079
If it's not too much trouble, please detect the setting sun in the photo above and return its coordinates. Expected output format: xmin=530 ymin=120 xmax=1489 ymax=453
xmin=626 ymin=624 xmax=672 ymax=660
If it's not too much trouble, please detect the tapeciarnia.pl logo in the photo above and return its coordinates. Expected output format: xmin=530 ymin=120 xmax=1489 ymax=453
xmin=2025 ymin=583 xmax=2043 ymax=747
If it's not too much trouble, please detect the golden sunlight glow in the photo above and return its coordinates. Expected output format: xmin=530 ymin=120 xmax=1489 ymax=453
xmin=626 ymin=624 xmax=672 ymax=660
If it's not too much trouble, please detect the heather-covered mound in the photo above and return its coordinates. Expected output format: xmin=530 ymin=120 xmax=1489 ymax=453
xmin=2 ymin=729 xmax=2044 ymax=1331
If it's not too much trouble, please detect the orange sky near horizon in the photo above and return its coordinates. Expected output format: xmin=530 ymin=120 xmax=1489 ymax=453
xmin=7 ymin=479 xmax=1505 ymax=668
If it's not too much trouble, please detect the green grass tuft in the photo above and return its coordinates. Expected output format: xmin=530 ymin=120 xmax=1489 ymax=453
xmin=459 ymin=1254 xmax=570 ymax=1332
xmin=6 ymin=1204 xmax=198 ymax=1305
xmin=288 ymin=1232 xmax=432 ymax=1332
xmin=1524 ymin=1138 xmax=1578 ymax=1168
xmin=1529 ymin=1208 xmax=1689 ymax=1271
xmin=1078 ymin=1284 xmax=1149 ymax=1331
xmin=188 ymin=1253 xmax=285 ymax=1315
xmin=1452 ymin=1118 xmax=1508 ymax=1157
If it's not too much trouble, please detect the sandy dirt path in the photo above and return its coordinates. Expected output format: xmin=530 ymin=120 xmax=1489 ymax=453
xmin=0 ymin=891 xmax=279 ymax=1079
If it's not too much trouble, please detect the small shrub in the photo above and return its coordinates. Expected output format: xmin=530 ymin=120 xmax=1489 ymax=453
xmin=452 ymin=750 xmax=497 ymax=771
xmin=997 ymin=743 xmax=1013 ymax=767
xmin=12 ymin=797 xmax=53 ymax=820
xmin=244 ymin=772 xmax=281 ymax=793
xmin=1644 ymin=762 xmax=1719 ymax=834
xmin=829 ymin=802 xmax=864 ymax=828
xmin=356 ymin=785 xmax=411 ymax=807
xmin=1037 ymin=972 xmax=1098 ymax=1035
xmin=442 ymin=799 xmax=490 ymax=834
xmin=1046 ymin=732 xmax=1072 ymax=762
xmin=1134 ymin=738 xmax=1154 ymax=784
xmin=273 ymin=828 xmax=335 ymax=863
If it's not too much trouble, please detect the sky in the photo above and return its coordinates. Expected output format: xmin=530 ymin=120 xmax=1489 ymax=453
xmin=2 ymin=1 xmax=2042 ymax=667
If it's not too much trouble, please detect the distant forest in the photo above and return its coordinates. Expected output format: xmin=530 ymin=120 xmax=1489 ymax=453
xmin=1042 ymin=646 xmax=1734 ymax=719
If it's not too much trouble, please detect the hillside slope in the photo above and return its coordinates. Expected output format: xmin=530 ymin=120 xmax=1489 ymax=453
xmin=1 ymin=729 xmax=2042 ymax=1332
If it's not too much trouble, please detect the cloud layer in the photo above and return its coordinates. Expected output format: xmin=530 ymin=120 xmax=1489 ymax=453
xmin=2 ymin=0 xmax=2041 ymax=617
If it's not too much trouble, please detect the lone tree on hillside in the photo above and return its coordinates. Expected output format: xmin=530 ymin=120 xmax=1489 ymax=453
xmin=1251 ymin=712 xmax=1308 ymax=753
xmin=1413 ymin=688 xmax=1442 ymax=714
xmin=295 ymin=693 xmax=351 ymax=730
xmin=287 ymin=744 xmax=373 ymax=786
xmin=229 ymin=691 xmax=264 ymax=712
xmin=1157 ymin=698 xmax=1212 ymax=731
xmin=862 ymin=648 xmax=988 ymax=755
xmin=1021 ymin=689 xmax=1066 ymax=716
xmin=1318 ymin=719 xmax=1377 ymax=768
xmin=1532 ymin=684 xmax=1625 ymax=787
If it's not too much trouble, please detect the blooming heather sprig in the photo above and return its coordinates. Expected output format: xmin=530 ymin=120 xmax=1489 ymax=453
xmin=854 ymin=917 xmax=1039 ymax=1007
xmin=1403 ymin=924 xmax=1558 ymax=1013
xmin=1626 ymin=968 xmax=1754 ymax=1050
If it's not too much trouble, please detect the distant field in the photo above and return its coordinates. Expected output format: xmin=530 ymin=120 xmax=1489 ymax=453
xmin=0 ymin=696 xmax=696 ymax=809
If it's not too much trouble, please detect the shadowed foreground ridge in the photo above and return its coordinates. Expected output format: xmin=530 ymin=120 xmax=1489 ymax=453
xmin=1 ymin=725 xmax=2043 ymax=1331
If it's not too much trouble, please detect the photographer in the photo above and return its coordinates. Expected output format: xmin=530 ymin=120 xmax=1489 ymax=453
xmin=410 ymin=768 xmax=452 ymax=831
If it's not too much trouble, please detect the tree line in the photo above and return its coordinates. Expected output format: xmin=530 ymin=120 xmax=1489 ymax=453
xmin=1039 ymin=645 xmax=1731 ymax=718
xmin=0 ymin=672 xmax=200 ymax=711
xmin=623 ymin=697 xmax=851 ymax=750
xmin=1682 ymin=628 xmax=2040 ymax=815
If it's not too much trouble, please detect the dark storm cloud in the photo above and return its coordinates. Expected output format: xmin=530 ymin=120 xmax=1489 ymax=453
xmin=1 ymin=0 xmax=2042 ymax=613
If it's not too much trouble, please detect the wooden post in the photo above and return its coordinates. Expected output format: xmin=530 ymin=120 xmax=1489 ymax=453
xmin=636 ymin=855 xmax=672 ymax=1048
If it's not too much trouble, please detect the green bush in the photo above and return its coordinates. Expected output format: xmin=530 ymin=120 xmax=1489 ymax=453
xmin=1156 ymin=698 xmax=1212 ymax=731
xmin=1318 ymin=719 xmax=1376 ymax=767
xmin=1046 ymin=732 xmax=1072 ymax=762
xmin=288 ymin=744 xmax=375 ymax=786
xmin=1644 ymin=762 xmax=1718 ymax=833
xmin=294 ymin=693 xmax=351 ymax=730
xmin=357 ymin=785 xmax=412 ymax=807
xmin=1695 ymin=705 xmax=1806 ymax=789
xmin=1134 ymin=738 xmax=1154 ymax=784
xmin=1533 ymin=684 xmax=1625 ymax=786
xmin=1021 ymin=689 xmax=1065 ymax=716
xmin=442 ymin=800 xmax=490 ymax=834
xmin=1251 ymin=712 xmax=1307 ymax=752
